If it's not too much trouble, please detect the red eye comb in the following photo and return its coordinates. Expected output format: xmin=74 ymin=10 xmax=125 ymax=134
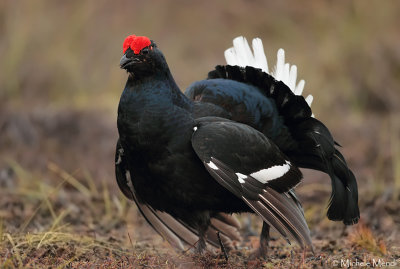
xmin=123 ymin=35 xmax=151 ymax=54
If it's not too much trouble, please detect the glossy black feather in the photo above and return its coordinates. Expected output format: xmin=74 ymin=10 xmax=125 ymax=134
xmin=191 ymin=118 xmax=302 ymax=192
xmin=286 ymin=118 xmax=360 ymax=224
xmin=199 ymin=156 xmax=311 ymax=248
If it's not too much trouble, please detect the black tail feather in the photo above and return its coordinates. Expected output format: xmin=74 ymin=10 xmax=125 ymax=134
xmin=327 ymin=173 xmax=348 ymax=222
xmin=328 ymin=151 xmax=359 ymax=225
xmin=289 ymin=118 xmax=360 ymax=225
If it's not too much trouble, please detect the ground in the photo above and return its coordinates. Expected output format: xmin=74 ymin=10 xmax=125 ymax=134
xmin=0 ymin=106 xmax=399 ymax=268
xmin=0 ymin=1 xmax=399 ymax=268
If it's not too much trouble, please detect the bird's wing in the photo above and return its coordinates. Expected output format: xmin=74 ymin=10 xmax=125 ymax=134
xmin=191 ymin=118 xmax=312 ymax=249
xmin=115 ymin=139 xmax=241 ymax=251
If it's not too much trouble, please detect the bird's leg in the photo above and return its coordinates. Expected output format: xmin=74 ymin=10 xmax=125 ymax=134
xmin=195 ymin=222 xmax=208 ymax=254
xmin=259 ymin=222 xmax=271 ymax=257
xmin=250 ymin=222 xmax=270 ymax=259
xmin=194 ymin=213 xmax=211 ymax=254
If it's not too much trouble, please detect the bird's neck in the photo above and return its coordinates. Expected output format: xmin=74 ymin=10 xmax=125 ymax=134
xmin=125 ymin=64 xmax=192 ymax=110
xmin=118 ymin=64 xmax=194 ymax=154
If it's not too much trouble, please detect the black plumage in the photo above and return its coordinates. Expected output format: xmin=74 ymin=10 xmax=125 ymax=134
xmin=115 ymin=35 xmax=359 ymax=256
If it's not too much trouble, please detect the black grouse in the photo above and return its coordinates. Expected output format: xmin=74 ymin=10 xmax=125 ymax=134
xmin=115 ymin=35 xmax=359 ymax=256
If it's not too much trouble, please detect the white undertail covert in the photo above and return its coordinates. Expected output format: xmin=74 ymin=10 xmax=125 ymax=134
xmin=224 ymin=36 xmax=314 ymax=108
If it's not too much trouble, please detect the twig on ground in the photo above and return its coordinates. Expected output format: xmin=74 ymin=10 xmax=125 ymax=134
xmin=217 ymin=231 xmax=229 ymax=262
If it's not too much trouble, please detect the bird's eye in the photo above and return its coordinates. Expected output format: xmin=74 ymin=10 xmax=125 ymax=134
xmin=142 ymin=48 xmax=150 ymax=55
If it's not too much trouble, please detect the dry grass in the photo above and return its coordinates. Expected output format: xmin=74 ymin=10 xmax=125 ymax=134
xmin=348 ymin=221 xmax=387 ymax=256
xmin=1 ymin=0 xmax=400 ymax=268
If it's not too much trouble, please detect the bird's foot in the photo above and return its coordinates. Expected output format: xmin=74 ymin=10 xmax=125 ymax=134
xmin=195 ymin=237 xmax=207 ymax=254
xmin=249 ymin=240 xmax=268 ymax=259
xmin=249 ymin=222 xmax=270 ymax=259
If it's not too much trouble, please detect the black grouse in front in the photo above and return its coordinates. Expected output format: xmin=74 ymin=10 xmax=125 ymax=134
xmin=115 ymin=35 xmax=359 ymax=256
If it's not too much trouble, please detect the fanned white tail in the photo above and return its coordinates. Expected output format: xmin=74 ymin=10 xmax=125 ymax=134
xmin=225 ymin=36 xmax=313 ymax=108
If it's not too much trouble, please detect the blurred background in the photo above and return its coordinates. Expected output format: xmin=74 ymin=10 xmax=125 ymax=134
xmin=0 ymin=0 xmax=399 ymax=267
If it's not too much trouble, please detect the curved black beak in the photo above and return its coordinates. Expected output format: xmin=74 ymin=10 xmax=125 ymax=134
xmin=120 ymin=54 xmax=131 ymax=69
xmin=120 ymin=54 xmax=142 ymax=69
